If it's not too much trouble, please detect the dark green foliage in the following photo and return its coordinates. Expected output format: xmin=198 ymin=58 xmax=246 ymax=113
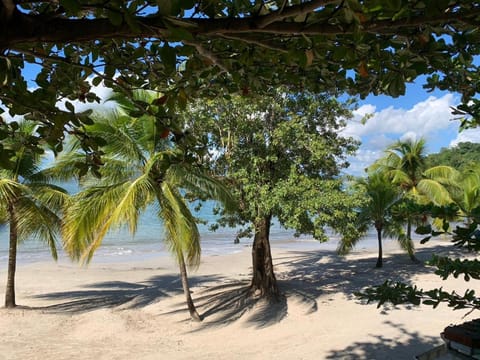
xmin=357 ymin=220 xmax=480 ymax=312
xmin=425 ymin=142 xmax=480 ymax=171
xmin=1 ymin=1 xmax=480 ymax=164
xmin=182 ymin=89 xmax=362 ymax=242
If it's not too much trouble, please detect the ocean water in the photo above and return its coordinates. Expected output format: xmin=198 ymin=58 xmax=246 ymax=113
xmin=0 ymin=199 xmax=356 ymax=266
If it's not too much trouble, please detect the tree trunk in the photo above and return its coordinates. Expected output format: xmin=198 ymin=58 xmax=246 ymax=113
xmin=375 ymin=226 xmax=383 ymax=268
xmin=5 ymin=203 xmax=18 ymax=308
xmin=406 ymin=218 xmax=418 ymax=262
xmin=250 ymin=215 xmax=279 ymax=298
xmin=178 ymin=253 xmax=202 ymax=322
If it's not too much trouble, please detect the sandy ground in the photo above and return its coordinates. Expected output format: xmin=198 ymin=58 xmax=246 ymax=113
xmin=0 ymin=240 xmax=476 ymax=360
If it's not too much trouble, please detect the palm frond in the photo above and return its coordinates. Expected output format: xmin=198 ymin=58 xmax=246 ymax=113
xmin=423 ymin=166 xmax=461 ymax=189
xmin=62 ymin=184 xmax=130 ymax=261
xmin=15 ymin=197 xmax=62 ymax=260
xmin=396 ymin=235 xmax=415 ymax=256
xmin=417 ymin=179 xmax=454 ymax=206
xmin=64 ymin=175 xmax=154 ymax=262
xmin=26 ymin=183 xmax=70 ymax=212
xmin=94 ymin=174 xmax=154 ymax=240
xmin=0 ymin=179 xmax=28 ymax=203
xmin=159 ymin=182 xmax=201 ymax=268
xmin=167 ymin=164 xmax=237 ymax=212
xmin=35 ymin=152 xmax=87 ymax=183
xmin=337 ymin=234 xmax=362 ymax=255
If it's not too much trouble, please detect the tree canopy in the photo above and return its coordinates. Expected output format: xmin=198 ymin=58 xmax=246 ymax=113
xmin=180 ymin=89 xmax=362 ymax=296
xmin=425 ymin=142 xmax=480 ymax=171
xmin=1 ymin=0 xmax=480 ymax=164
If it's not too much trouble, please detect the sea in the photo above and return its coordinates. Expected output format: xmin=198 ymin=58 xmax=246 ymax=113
xmin=0 ymin=200 xmax=390 ymax=267
xmin=0 ymin=181 xmax=384 ymax=266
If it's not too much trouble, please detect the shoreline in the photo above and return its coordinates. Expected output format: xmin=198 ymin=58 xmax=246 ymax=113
xmin=1 ymin=231 xmax=423 ymax=267
xmin=1 ymin=239 xmax=471 ymax=359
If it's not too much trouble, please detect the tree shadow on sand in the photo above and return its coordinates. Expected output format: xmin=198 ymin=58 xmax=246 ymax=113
xmin=31 ymin=274 xmax=225 ymax=313
xmin=324 ymin=320 xmax=442 ymax=360
xmin=28 ymin=244 xmax=458 ymax=331
xmin=176 ymin=244 xmax=458 ymax=330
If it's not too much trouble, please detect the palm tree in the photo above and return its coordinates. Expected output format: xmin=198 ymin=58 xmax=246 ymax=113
xmin=57 ymin=92 xmax=234 ymax=321
xmin=453 ymin=165 xmax=480 ymax=223
xmin=338 ymin=172 xmax=402 ymax=268
xmin=0 ymin=121 xmax=68 ymax=308
xmin=370 ymin=138 xmax=458 ymax=260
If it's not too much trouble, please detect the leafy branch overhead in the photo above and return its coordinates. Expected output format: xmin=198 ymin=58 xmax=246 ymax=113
xmin=0 ymin=0 xmax=480 ymax=162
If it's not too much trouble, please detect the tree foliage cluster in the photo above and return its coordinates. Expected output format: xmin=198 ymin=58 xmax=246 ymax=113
xmin=355 ymin=140 xmax=480 ymax=315
xmin=181 ymin=89 xmax=363 ymax=295
xmin=339 ymin=138 xmax=458 ymax=267
xmin=0 ymin=0 xmax=480 ymax=167
xmin=425 ymin=142 xmax=480 ymax=171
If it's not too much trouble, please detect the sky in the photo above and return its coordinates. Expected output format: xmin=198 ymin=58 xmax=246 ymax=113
xmin=342 ymin=81 xmax=480 ymax=176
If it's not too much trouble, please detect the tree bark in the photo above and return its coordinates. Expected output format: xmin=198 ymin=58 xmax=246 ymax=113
xmin=5 ymin=202 xmax=17 ymax=308
xmin=250 ymin=214 xmax=279 ymax=298
xmin=178 ymin=253 xmax=202 ymax=322
xmin=406 ymin=218 xmax=418 ymax=262
xmin=375 ymin=226 xmax=383 ymax=268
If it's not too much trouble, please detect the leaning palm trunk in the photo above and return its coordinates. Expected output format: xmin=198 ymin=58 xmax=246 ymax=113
xmin=405 ymin=219 xmax=418 ymax=262
xmin=5 ymin=203 xmax=18 ymax=308
xmin=178 ymin=252 xmax=202 ymax=322
xmin=375 ymin=225 xmax=383 ymax=268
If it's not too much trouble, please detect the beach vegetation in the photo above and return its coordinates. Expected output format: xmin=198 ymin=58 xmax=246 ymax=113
xmin=338 ymin=172 xmax=403 ymax=268
xmin=425 ymin=142 xmax=480 ymax=172
xmin=357 ymin=155 xmax=480 ymax=315
xmin=369 ymin=138 xmax=458 ymax=260
xmin=0 ymin=120 xmax=68 ymax=308
xmin=0 ymin=1 xmax=479 ymax=167
xmin=53 ymin=91 xmax=235 ymax=321
xmin=180 ymin=89 xmax=362 ymax=297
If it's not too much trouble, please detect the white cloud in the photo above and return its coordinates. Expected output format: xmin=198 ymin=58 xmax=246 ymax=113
xmin=342 ymin=94 xmax=480 ymax=176
xmin=345 ymin=148 xmax=383 ymax=175
xmin=450 ymin=129 xmax=480 ymax=147
xmin=344 ymin=94 xmax=458 ymax=140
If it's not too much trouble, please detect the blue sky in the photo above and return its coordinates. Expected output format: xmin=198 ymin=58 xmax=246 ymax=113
xmin=343 ymin=79 xmax=480 ymax=175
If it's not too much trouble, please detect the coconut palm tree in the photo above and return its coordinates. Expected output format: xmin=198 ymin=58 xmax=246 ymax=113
xmin=453 ymin=165 xmax=480 ymax=223
xmin=0 ymin=121 xmax=68 ymax=308
xmin=338 ymin=172 xmax=402 ymax=268
xmin=57 ymin=92 xmax=235 ymax=321
xmin=370 ymin=138 xmax=458 ymax=260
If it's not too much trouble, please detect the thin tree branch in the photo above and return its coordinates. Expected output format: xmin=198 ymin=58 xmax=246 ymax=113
xmin=216 ymin=34 xmax=289 ymax=53
xmin=255 ymin=0 xmax=339 ymax=29
xmin=183 ymin=40 xmax=229 ymax=74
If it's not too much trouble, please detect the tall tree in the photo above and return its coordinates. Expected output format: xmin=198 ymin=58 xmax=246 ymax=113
xmin=370 ymin=138 xmax=457 ymax=260
xmin=0 ymin=1 xmax=479 ymax=164
xmin=450 ymin=164 xmax=480 ymax=224
xmin=181 ymin=89 xmax=361 ymax=297
xmin=57 ymin=91 xmax=234 ymax=321
xmin=357 ymin=167 xmax=480 ymax=314
xmin=0 ymin=120 xmax=68 ymax=308
xmin=338 ymin=172 xmax=402 ymax=268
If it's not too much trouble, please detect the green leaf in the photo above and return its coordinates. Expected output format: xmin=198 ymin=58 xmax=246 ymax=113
xmin=65 ymin=101 xmax=75 ymax=113
xmin=160 ymin=45 xmax=177 ymax=73
xmin=107 ymin=10 xmax=123 ymax=27
xmin=60 ymin=0 xmax=81 ymax=14
xmin=92 ymin=76 xmax=103 ymax=87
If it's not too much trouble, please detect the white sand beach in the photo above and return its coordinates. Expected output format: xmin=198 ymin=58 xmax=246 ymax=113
xmin=0 ymin=240 xmax=475 ymax=360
